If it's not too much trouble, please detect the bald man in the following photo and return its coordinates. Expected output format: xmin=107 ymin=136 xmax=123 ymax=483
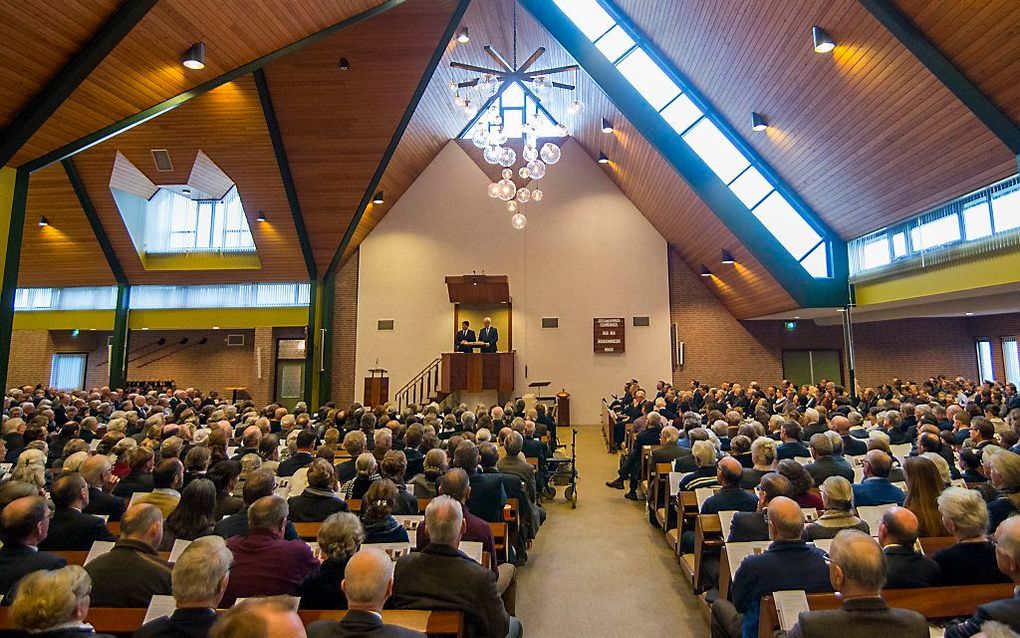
xmin=946 ymin=516 xmax=1020 ymax=637
xmin=787 ymin=530 xmax=928 ymax=637
xmin=307 ymin=548 xmax=424 ymax=638
xmin=832 ymin=415 xmax=867 ymax=456
xmin=682 ymin=456 xmax=758 ymax=553
xmin=0 ymin=496 xmax=66 ymax=598
xmin=210 ymin=597 xmax=307 ymax=638
xmin=711 ymin=496 xmax=833 ymax=638
xmin=878 ymin=506 xmax=940 ymax=589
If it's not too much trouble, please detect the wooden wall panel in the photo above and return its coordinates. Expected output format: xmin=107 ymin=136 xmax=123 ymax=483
xmin=350 ymin=0 xmax=797 ymax=318
xmin=70 ymin=75 xmax=307 ymax=284
xmin=9 ymin=0 xmax=388 ymax=167
xmin=262 ymin=0 xmax=460 ymax=273
xmin=19 ymin=164 xmax=115 ymax=287
xmin=0 ymin=0 xmax=121 ymax=133
xmin=613 ymin=0 xmax=1016 ymax=239
xmin=896 ymin=0 xmax=1020 ymax=123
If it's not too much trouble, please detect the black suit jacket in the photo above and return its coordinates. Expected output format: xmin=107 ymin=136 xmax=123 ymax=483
xmin=39 ymin=507 xmax=116 ymax=551
xmin=287 ymin=490 xmax=349 ymax=522
xmin=85 ymin=487 xmax=127 ymax=521
xmin=455 ymin=329 xmax=477 ymax=353
xmin=787 ymin=596 xmax=928 ymax=638
xmin=133 ymin=607 xmax=218 ymax=638
xmin=946 ymin=592 xmax=1020 ymax=638
xmin=391 ymin=544 xmax=508 ymax=638
xmin=883 ymin=545 xmax=941 ymax=589
xmin=841 ymin=434 xmax=868 ymax=456
xmin=112 ymin=470 xmax=154 ymax=498
xmin=278 ymin=451 xmax=314 ymax=477
xmin=214 ymin=505 xmax=300 ymax=541
xmin=307 ymin=610 xmax=425 ymax=638
xmin=728 ymin=511 xmax=769 ymax=542
xmin=0 ymin=544 xmax=66 ymax=598
xmin=478 ymin=326 xmax=498 ymax=353
xmin=467 ymin=470 xmax=507 ymax=523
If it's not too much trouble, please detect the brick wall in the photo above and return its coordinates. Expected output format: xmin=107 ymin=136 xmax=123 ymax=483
xmin=8 ymin=330 xmax=109 ymax=390
xmin=667 ymin=248 xmax=1018 ymax=390
xmin=331 ymin=249 xmax=359 ymax=406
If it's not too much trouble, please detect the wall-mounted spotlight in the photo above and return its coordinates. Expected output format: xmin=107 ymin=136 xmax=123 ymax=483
xmin=597 ymin=152 xmax=610 ymax=164
xmin=721 ymin=249 xmax=735 ymax=264
xmin=812 ymin=26 xmax=835 ymax=54
xmin=457 ymin=27 xmax=470 ymax=43
xmin=182 ymin=42 xmax=206 ymax=70
xmin=38 ymin=216 xmax=49 ymax=227
xmin=338 ymin=57 xmax=350 ymax=71
xmin=373 ymin=191 xmax=385 ymax=205
xmin=751 ymin=112 xmax=768 ymax=132
xmin=700 ymin=265 xmax=713 ymax=278
xmin=601 ymin=117 xmax=614 ymax=134
xmin=256 ymin=211 xmax=267 ymax=222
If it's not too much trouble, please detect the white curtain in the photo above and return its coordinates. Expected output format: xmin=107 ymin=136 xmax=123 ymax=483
xmin=1004 ymin=337 xmax=1020 ymax=386
xmin=15 ymin=287 xmax=116 ymax=311
xmin=50 ymin=354 xmax=86 ymax=391
xmin=144 ymin=189 xmax=180 ymax=253
xmin=143 ymin=187 xmax=254 ymax=254
xmin=130 ymin=283 xmax=310 ymax=309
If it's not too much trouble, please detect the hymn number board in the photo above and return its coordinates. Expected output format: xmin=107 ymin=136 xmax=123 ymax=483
xmin=593 ymin=318 xmax=625 ymax=353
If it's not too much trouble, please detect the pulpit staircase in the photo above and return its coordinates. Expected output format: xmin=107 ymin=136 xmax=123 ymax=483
xmin=395 ymin=358 xmax=449 ymax=410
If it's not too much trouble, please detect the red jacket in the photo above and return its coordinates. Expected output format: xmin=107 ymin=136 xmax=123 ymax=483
xmin=222 ymin=527 xmax=320 ymax=606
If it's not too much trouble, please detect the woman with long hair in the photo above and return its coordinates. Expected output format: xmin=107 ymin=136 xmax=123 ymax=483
xmin=360 ymin=479 xmax=409 ymax=544
xmin=776 ymin=459 xmax=823 ymax=510
xmin=207 ymin=460 xmax=243 ymax=520
xmin=160 ymin=478 xmax=217 ymax=551
xmin=903 ymin=456 xmax=949 ymax=537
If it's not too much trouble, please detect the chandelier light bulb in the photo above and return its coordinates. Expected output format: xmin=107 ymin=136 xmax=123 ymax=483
xmin=483 ymin=145 xmax=501 ymax=165
xmin=568 ymin=99 xmax=585 ymax=115
xmin=449 ymin=80 xmax=459 ymax=92
xmin=454 ymin=92 xmax=465 ymax=108
xmin=516 ymin=187 xmax=531 ymax=203
xmin=502 ymin=168 xmax=513 ymax=179
xmin=472 ymin=126 xmax=488 ymax=148
xmin=531 ymin=189 xmax=543 ymax=202
xmin=523 ymin=145 xmax=539 ymax=162
xmin=506 ymin=200 xmax=518 ymax=212
xmin=527 ymin=159 xmax=546 ymax=180
xmin=487 ymin=182 xmax=500 ymax=198
xmin=556 ymin=123 xmax=568 ymax=137
xmin=499 ymin=147 xmax=517 ymax=167
xmin=463 ymin=100 xmax=477 ymax=118
xmin=511 ymin=212 xmax=527 ymax=230
xmin=539 ymin=142 xmax=561 ymax=165
xmin=519 ymin=167 xmax=530 ymax=179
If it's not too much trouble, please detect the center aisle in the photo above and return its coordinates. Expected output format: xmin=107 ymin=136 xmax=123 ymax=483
xmin=514 ymin=426 xmax=709 ymax=635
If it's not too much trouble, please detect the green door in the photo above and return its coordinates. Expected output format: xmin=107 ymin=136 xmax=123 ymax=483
xmin=782 ymin=350 xmax=843 ymax=386
xmin=276 ymin=360 xmax=305 ymax=411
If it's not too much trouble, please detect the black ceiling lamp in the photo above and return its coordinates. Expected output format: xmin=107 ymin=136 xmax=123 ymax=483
xmin=256 ymin=210 xmax=267 ymax=222
xmin=373 ymin=191 xmax=384 ymax=205
xmin=38 ymin=216 xmax=49 ymax=227
xmin=597 ymin=152 xmax=609 ymax=164
xmin=751 ymin=112 xmax=768 ymax=132
xmin=182 ymin=42 xmax=206 ymax=70
xmin=721 ymin=249 xmax=735 ymax=264
xmin=812 ymin=26 xmax=835 ymax=54
xmin=700 ymin=265 xmax=713 ymax=278
xmin=338 ymin=57 xmax=350 ymax=71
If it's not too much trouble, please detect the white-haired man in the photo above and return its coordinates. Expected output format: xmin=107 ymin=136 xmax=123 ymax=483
xmin=479 ymin=317 xmax=498 ymax=353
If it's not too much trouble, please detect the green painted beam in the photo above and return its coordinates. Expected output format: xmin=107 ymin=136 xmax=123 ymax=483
xmin=318 ymin=272 xmax=336 ymax=405
xmin=303 ymin=279 xmax=320 ymax=406
xmin=20 ymin=0 xmax=410 ymax=174
xmin=253 ymin=68 xmax=317 ymax=280
xmin=109 ymin=284 xmax=131 ymax=389
xmin=0 ymin=170 xmax=31 ymax=393
xmin=326 ymin=0 xmax=473 ymax=278
xmin=0 ymin=0 xmax=158 ymax=166
xmin=63 ymin=157 xmax=126 ymax=284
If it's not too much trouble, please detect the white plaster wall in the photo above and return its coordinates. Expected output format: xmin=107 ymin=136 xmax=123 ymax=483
xmin=354 ymin=139 xmax=671 ymax=424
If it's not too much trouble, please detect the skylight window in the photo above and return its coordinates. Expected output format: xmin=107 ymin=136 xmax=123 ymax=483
xmin=992 ymin=187 xmax=1020 ymax=233
xmin=910 ymin=214 xmax=960 ymax=251
xmin=615 ymin=48 xmax=681 ymax=111
xmin=963 ymin=200 xmax=992 ymax=240
xmin=751 ymin=192 xmax=823 ymax=261
xmin=659 ymin=94 xmax=702 ymax=136
xmin=146 ymin=186 xmax=255 ymax=254
xmin=861 ymin=237 xmax=891 ymax=270
xmin=551 ymin=0 xmax=614 ymax=40
xmin=799 ymin=242 xmax=830 ymax=278
xmin=594 ymin=25 xmax=634 ymax=63
xmin=682 ymin=119 xmax=750 ymax=184
xmin=728 ymin=167 xmax=772 ymax=209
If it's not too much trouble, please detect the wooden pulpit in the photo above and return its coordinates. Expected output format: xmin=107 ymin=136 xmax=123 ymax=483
xmin=364 ymin=368 xmax=389 ymax=407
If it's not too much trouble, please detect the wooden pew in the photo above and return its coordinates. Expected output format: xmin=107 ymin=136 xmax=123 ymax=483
xmin=638 ymin=446 xmax=653 ymax=499
xmin=648 ymin=462 xmax=673 ymax=531
xmin=0 ymin=608 xmax=464 ymax=637
xmin=54 ymin=550 xmax=171 ymax=565
xmin=758 ymin=583 xmax=1015 ymax=638
xmin=691 ymin=514 xmax=724 ymax=593
xmin=918 ymin=536 xmax=955 ymax=557
xmin=490 ymin=522 xmax=509 ymax=565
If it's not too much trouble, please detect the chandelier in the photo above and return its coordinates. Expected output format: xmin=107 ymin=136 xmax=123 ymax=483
xmin=449 ymin=1 xmax=582 ymax=230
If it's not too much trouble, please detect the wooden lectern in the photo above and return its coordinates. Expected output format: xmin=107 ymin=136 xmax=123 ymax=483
xmin=364 ymin=368 xmax=389 ymax=407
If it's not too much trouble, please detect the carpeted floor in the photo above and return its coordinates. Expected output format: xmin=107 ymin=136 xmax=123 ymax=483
xmin=515 ymin=425 xmax=709 ymax=636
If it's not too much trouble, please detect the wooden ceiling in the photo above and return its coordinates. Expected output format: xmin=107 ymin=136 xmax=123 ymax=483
xmin=613 ymin=0 xmax=1018 ymax=239
xmin=260 ymin=0 xmax=461 ymax=274
xmin=4 ymin=0 xmax=388 ymax=167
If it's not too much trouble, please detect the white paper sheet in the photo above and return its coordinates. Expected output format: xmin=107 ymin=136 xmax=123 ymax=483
xmin=857 ymin=504 xmax=895 ymax=537
xmin=168 ymin=538 xmax=191 ymax=563
xmin=668 ymin=472 xmax=683 ymax=497
xmin=695 ymin=487 xmax=718 ymax=511
xmin=719 ymin=510 xmax=736 ymax=540
xmin=774 ymin=590 xmax=810 ymax=631
xmin=143 ymin=595 xmax=177 ymax=625
xmin=459 ymin=540 xmax=483 ymax=564
xmin=84 ymin=540 xmax=115 ymax=565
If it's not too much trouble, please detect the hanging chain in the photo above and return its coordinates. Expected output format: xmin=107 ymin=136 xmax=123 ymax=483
xmin=512 ymin=0 xmax=518 ymax=69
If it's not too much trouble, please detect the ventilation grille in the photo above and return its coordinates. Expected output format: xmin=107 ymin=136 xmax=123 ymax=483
xmin=377 ymin=319 xmax=395 ymax=331
xmin=633 ymin=316 xmax=650 ymax=327
xmin=541 ymin=317 xmax=559 ymax=328
xmin=151 ymin=149 xmax=173 ymax=172
xmin=226 ymin=334 xmax=245 ymax=347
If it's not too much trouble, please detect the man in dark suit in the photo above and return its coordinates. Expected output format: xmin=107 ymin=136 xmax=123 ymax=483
xmin=308 ymin=548 xmax=425 ymax=638
xmin=0 ymin=495 xmax=66 ymax=598
xmin=852 ymin=450 xmax=906 ymax=507
xmin=455 ymin=321 xmax=476 ymax=353
xmin=277 ymin=429 xmax=317 ymax=477
xmin=478 ymin=317 xmax=498 ymax=353
xmin=710 ymin=497 xmax=833 ymax=638
xmin=878 ymin=506 xmax=940 ymax=589
xmin=133 ymin=536 xmax=232 ymax=638
xmin=832 ymin=415 xmax=868 ymax=456
xmin=85 ymin=503 xmax=173 ymax=608
xmin=81 ymin=454 xmax=127 ymax=521
xmin=391 ymin=495 xmax=521 ymax=638
xmin=786 ymin=530 xmax=928 ymax=638
xmin=455 ymin=442 xmax=507 ymax=524
xmin=803 ymin=433 xmax=854 ymax=486
xmin=112 ymin=446 xmax=156 ymax=498
xmin=945 ymin=515 xmax=1020 ymax=637
xmin=39 ymin=474 xmax=116 ymax=551
xmin=776 ymin=422 xmax=810 ymax=460
xmin=727 ymin=473 xmax=791 ymax=542
xmin=214 ymin=470 xmax=301 ymax=541
xmin=480 ymin=442 xmax=538 ymax=564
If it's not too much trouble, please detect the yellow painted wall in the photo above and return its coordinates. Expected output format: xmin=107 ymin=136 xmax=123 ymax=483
xmin=140 ymin=251 xmax=262 ymax=270
xmin=14 ymin=310 xmax=115 ymax=330
xmin=856 ymin=245 xmax=1020 ymax=306
xmin=129 ymin=307 xmax=307 ymax=329
xmin=0 ymin=167 xmax=16 ymax=288
xmin=456 ymin=304 xmax=511 ymax=351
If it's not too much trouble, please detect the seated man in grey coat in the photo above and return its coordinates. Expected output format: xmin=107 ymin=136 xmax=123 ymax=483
xmin=786 ymin=530 xmax=928 ymax=638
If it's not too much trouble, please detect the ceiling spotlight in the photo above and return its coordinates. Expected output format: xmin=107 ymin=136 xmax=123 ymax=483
xmin=812 ymin=26 xmax=835 ymax=54
xmin=721 ymin=249 xmax=735 ymax=264
xmin=373 ymin=191 xmax=384 ymax=205
xmin=751 ymin=112 xmax=768 ymax=132
xmin=256 ymin=211 xmax=267 ymax=222
xmin=181 ymin=188 xmax=191 ymax=196
xmin=700 ymin=265 xmax=713 ymax=278
xmin=38 ymin=216 xmax=49 ymax=227
xmin=597 ymin=152 xmax=609 ymax=164
xmin=182 ymin=42 xmax=206 ymax=70
xmin=338 ymin=57 xmax=350 ymax=71
xmin=457 ymin=27 xmax=470 ymax=43
xmin=601 ymin=117 xmax=614 ymax=134
xmin=965 ymin=312 xmax=974 ymax=316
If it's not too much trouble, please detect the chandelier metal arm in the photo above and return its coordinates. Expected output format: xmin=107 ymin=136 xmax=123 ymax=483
xmin=516 ymin=47 xmax=546 ymax=73
xmin=457 ymin=79 xmax=480 ymax=88
xmin=450 ymin=61 xmax=503 ymax=74
xmin=456 ymin=80 xmax=512 ymax=139
xmin=549 ymin=81 xmax=575 ymax=90
xmin=522 ymin=64 xmax=578 ymax=77
xmin=483 ymin=46 xmax=513 ymax=72
xmin=517 ymin=81 xmax=562 ymax=127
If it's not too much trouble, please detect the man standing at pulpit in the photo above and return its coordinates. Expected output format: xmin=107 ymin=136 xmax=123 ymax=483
xmin=456 ymin=320 xmax=476 ymax=353
xmin=479 ymin=317 xmax=499 ymax=353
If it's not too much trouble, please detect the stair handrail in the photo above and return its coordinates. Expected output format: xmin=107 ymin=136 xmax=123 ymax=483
xmin=395 ymin=357 xmax=441 ymax=410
